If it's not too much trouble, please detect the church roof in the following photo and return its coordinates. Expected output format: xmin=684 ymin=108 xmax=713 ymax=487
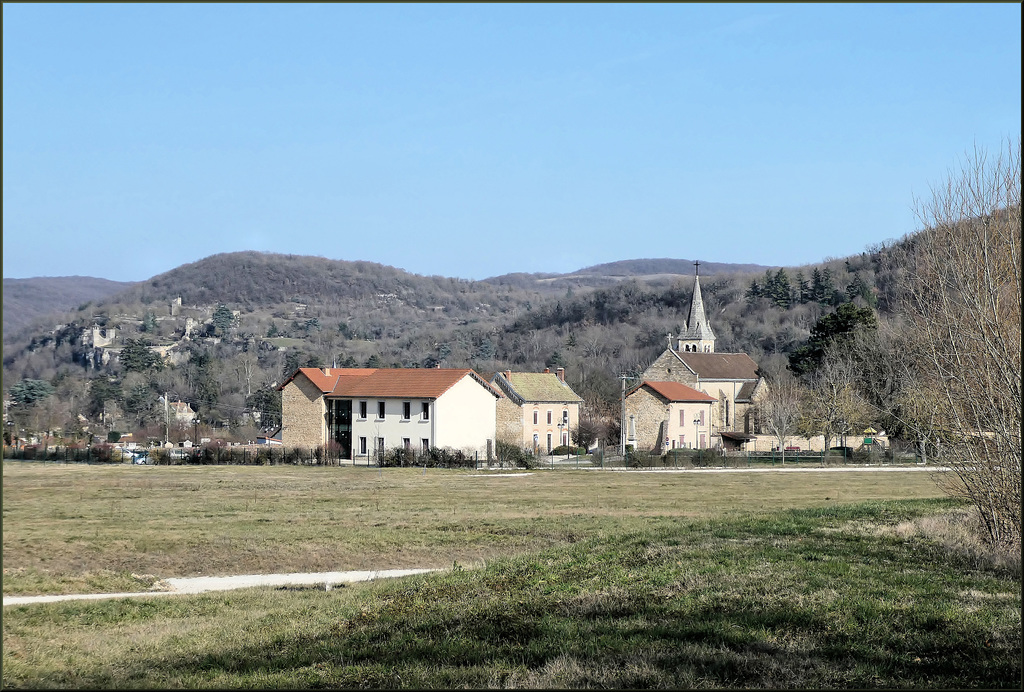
xmin=673 ymin=352 xmax=760 ymax=380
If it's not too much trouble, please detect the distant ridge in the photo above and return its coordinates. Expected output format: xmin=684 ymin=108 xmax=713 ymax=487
xmin=571 ymin=258 xmax=769 ymax=277
xmin=2 ymin=276 xmax=136 ymax=336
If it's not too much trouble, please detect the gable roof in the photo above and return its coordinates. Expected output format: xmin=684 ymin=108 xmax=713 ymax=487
xmin=492 ymin=371 xmax=583 ymax=405
xmin=280 ymin=367 xmax=499 ymax=399
xmin=672 ymin=352 xmax=760 ymax=380
xmin=629 ymin=380 xmax=717 ymax=403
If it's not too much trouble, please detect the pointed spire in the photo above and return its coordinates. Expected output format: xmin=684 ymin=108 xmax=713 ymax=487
xmin=679 ymin=261 xmax=716 ymax=351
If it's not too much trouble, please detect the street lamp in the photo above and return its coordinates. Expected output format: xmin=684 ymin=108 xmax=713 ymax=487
xmin=693 ymin=416 xmax=701 ymax=451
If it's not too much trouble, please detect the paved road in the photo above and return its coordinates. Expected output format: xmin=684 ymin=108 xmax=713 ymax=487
xmin=2 ymin=569 xmax=441 ymax=607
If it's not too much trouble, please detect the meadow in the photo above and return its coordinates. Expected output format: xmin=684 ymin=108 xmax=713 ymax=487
xmin=3 ymin=462 xmax=1020 ymax=688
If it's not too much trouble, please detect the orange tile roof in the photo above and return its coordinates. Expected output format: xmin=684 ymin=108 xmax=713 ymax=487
xmin=632 ymin=380 xmax=717 ymax=403
xmin=283 ymin=367 xmax=499 ymax=400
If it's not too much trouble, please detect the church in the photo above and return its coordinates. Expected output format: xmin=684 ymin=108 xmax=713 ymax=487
xmin=636 ymin=262 xmax=767 ymax=451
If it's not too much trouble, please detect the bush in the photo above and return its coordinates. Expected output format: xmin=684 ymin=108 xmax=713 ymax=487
xmin=550 ymin=445 xmax=586 ymax=457
xmin=495 ymin=440 xmax=537 ymax=469
xmin=625 ymin=447 xmax=658 ymax=468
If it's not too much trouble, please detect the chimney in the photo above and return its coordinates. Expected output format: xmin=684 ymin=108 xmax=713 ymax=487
xmin=556 ymin=367 xmax=565 ymax=382
xmin=504 ymin=370 xmax=512 ymax=381
xmin=544 ymin=368 xmax=550 ymax=374
xmin=435 ymin=362 xmax=441 ymax=369
xmin=323 ymin=368 xmax=331 ymax=376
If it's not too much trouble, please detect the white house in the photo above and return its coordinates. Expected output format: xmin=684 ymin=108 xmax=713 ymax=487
xmin=278 ymin=367 xmax=499 ymax=460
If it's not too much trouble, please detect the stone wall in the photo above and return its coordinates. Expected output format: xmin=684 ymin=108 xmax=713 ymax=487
xmin=625 ymin=387 xmax=669 ymax=453
xmin=641 ymin=350 xmax=698 ymax=385
xmin=281 ymin=376 xmax=326 ymax=449
xmin=496 ymin=397 xmax=524 ymax=445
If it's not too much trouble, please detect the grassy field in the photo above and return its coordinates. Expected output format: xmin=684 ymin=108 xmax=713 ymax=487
xmin=3 ymin=462 xmax=1021 ymax=688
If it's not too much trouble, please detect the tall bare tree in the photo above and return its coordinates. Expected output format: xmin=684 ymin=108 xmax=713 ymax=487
xmin=757 ymin=376 xmax=803 ymax=463
xmin=802 ymin=342 xmax=870 ymax=453
xmin=901 ymin=138 xmax=1021 ymax=551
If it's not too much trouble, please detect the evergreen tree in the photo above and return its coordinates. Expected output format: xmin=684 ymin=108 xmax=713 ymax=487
xmin=789 ymin=303 xmax=878 ymax=376
xmin=120 ymin=339 xmax=163 ymax=373
xmin=9 ymin=379 xmax=55 ymax=407
xmin=794 ymin=271 xmax=810 ymax=304
xmin=212 ymin=304 xmax=235 ymax=334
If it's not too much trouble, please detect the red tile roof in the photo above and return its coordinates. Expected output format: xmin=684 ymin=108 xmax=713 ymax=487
xmin=282 ymin=368 xmax=499 ymax=399
xmin=632 ymin=380 xmax=717 ymax=403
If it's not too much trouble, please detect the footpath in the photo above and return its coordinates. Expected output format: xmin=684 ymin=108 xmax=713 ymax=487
xmin=3 ymin=569 xmax=441 ymax=607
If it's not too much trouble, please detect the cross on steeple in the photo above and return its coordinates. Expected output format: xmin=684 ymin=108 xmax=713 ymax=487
xmin=694 ymin=260 xmax=700 ymax=276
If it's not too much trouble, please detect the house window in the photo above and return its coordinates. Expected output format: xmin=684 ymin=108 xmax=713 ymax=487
xmin=376 ymin=437 xmax=385 ymax=452
xmin=699 ymin=410 xmax=705 ymax=426
xmin=421 ymin=402 xmax=429 ymax=420
xmin=562 ymin=409 xmax=569 ymax=424
xmin=546 ymin=411 xmax=552 ymax=425
xmin=402 ymin=402 xmax=411 ymax=420
xmin=359 ymin=401 xmax=367 ymax=419
xmin=725 ymin=400 xmax=731 ymax=427
xmin=377 ymin=401 xmax=385 ymax=419
xmin=403 ymin=437 xmax=411 ymax=450
xmin=679 ymin=409 xmax=686 ymax=426
xmin=533 ymin=410 xmax=539 ymax=425
xmin=546 ymin=433 xmax=552 ymax=453
xmin=421 ymin=438 xmax=430 ymax=453
xmin=359 ymin=436 xmax=367 ymax=455
xmin=679 ymin=434 xmax=685 ymax=447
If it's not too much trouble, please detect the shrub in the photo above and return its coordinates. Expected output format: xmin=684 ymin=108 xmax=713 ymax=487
xmin=550 ymin=445 xmax=586 ymax=457
xmin=495 ymin=440 xmax=537 ymax=469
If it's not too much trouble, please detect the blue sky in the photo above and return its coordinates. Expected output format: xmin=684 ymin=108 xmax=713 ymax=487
xmin=3 ymin=3 xmax=1020 ymax=282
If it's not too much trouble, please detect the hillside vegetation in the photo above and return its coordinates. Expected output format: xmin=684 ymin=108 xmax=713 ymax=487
xmin=1 ymin=243 xmax=904 ymax=443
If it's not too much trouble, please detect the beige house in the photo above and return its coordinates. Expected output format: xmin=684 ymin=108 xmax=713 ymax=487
xmin=279 ymin=367 xmax=499 ymax=460
xmin=641 ymin=264 xmax=767 ymax=450
xmin=625 ymin=380 xmax=717 ymax=453
xmin=491 ymin=368 xmax=583 ymax=454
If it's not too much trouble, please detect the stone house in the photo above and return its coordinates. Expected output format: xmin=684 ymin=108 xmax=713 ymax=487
xmin=625 ymin=380 xmax=717 ymax=453
xmin=278 ymin=367 xmax=499 ymax=460
xmin=490 ymin=368 xmax=584 ymax=453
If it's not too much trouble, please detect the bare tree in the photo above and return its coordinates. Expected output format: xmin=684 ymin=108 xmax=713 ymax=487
xmin=901 ymin=138 xmax=1021 ymax=551
xmin=802 ymin=343 xmax=870 ymax=453
xmin=757 ymin=376 xmax=803 ymax=463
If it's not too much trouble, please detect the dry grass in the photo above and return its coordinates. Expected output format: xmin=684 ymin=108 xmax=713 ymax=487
xmin=3 ymin=462 xmax=945 ymax=596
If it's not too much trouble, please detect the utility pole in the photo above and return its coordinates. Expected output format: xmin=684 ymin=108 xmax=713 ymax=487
xmin=164 ymin=393 xmax=169 ymax=446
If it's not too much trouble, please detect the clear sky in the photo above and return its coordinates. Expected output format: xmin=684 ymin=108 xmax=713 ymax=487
xmin=3 ymin=3 xmax=1020 ymax=282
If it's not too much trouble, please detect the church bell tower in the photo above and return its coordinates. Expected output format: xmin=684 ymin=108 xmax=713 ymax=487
xmin=675 ymin=261 xmax=716 ymax=353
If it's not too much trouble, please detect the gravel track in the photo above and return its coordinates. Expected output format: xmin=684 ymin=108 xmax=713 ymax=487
xmin=3 ymin=569 xmax=441 ymax=607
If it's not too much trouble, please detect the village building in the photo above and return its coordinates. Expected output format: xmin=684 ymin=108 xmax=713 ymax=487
xmin=490 ymin=367 xmax=584 ymax=454
xmin=624 ymin=380 xmax=717 ymax=452
xmin=278 ymin=367 xmax=499 ymax=460
xmin=641 ymin=263 xmax=768 ymax=451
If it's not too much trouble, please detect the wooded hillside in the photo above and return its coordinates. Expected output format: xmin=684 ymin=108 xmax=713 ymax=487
xmin=1 ymin=243 xmax=906 ymax=442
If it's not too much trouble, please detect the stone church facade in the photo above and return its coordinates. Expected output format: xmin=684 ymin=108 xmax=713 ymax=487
xmin=639 ymin=264 xmax=767 ymax=450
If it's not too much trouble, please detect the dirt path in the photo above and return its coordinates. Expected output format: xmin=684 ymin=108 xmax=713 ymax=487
xmin=2 ymin=568 xmax=441 ymax=607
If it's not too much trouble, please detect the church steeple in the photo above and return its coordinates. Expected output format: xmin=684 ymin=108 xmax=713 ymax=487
xmin=676 ymin=261 xmax=716 ymax=353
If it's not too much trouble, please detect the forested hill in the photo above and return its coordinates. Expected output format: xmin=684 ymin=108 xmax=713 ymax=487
xmin=2 ymin=241 xmax=907 ymax=431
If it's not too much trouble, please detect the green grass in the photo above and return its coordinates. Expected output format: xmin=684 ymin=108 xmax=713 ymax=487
xmin=3 ymin=462 xmax=1019 ymax=688
xmin=3 ymin=500 xmax=1020 ymax=688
